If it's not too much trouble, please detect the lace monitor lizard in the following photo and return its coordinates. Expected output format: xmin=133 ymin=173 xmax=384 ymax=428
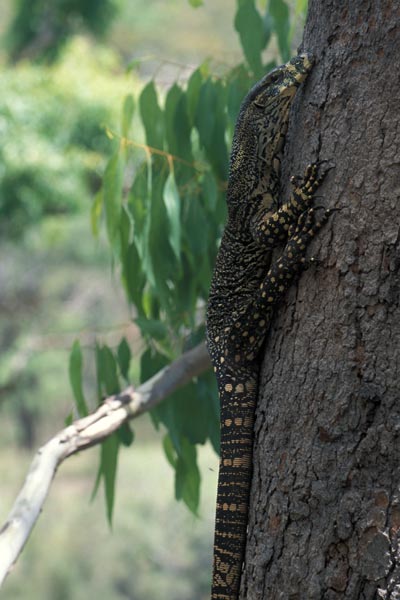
xmin=206 ymin=53 xmax=333 ymax=599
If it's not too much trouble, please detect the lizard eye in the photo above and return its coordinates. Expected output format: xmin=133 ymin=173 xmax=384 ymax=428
xmin=269 ymin=71 xmax=282 ymax=84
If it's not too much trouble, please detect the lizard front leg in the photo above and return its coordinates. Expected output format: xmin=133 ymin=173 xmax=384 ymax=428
xmin=229 ymin=207 xmax=332 ymax=361
xmin=250 ymin=162 xmax=332 ymax=248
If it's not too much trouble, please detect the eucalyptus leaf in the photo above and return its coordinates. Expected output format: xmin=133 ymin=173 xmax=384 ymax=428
xmin=163 ymin=434 xmax=177 ymax=468
xmin=234 ymin=0 xmax=265 ymax=77
xmin=269 ymin=0 xmax=291 ymax=61
xmin=91 ymin=188 xmax=103 ymax=239
xmin=135 ymin=317 xmax=168 ymax=340
xmin=163 ymin=172 xmax=181 ymax=260
xmin=117 ymin=422 xmax=134 ymax=447
xmin=103 ymin=149 xmax=124 ymax=244
xmin=69 ymin=339 xmax=88 ymax=417
xmin=121 ymin=93 xmax=135 ymax=139
xmin=175 ymin=437 xmax=200 ymax=515
xmin=117 ymin=337 xmax=131 ymax=381
xmin=101 ymin=433 xmax=120 ymax=526
xmin=101 ymin=345 xmax=120 ymax=396
xmin=139 ymin=81 xmax=164 ymax=149
xmin=186 ymin=67 xmax=203 ymax=126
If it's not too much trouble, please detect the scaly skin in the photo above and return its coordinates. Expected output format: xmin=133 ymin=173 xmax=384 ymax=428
xmin=206 ymin=54 xmax=332 ymax=600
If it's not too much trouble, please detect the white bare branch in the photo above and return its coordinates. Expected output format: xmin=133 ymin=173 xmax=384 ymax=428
xmin=0 ymin=341 xmax=211 ymax=587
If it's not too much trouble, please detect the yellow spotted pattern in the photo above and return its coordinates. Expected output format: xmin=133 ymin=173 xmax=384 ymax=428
xmin=205 ymin=53 xmax=332 ymax=600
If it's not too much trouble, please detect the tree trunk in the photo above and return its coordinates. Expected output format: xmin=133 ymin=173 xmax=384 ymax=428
xmin=241 ymin=1 xmax=400 ymax=598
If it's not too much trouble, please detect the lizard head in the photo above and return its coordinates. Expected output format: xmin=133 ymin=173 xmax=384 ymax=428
xmin=249 ymin=53 xmax=314 ymax=108
xmin=227 ymin=53 xmax=314 ymax=213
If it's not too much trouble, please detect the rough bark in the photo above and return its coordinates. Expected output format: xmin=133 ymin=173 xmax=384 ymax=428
xmin=241 ymin=1 xmax=400 ymax=598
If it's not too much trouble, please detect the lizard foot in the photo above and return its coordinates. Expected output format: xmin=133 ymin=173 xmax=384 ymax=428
xmin=300 ymin=256 xmax=319 ymax=270
xmin=289 ymin=160 xmax=335 ymax=215
xmin=283 ymin=206 xmax=332 ymax=270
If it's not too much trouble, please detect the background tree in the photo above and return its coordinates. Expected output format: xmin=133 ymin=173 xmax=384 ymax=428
xmin=241 ymin=0 xmax=400 ymax=597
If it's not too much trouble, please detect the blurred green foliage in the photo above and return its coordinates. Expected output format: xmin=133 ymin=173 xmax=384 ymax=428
xmin=0 ymin=39 xmax=133 ymax=238
xmin=0 ymin=38 xmax=136 ymax=457
xmin=5 ymin=0 xmax=120 ymax=63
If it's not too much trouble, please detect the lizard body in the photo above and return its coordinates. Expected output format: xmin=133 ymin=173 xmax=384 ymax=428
xmin=206 ymin=53 xmax=332 ymax=599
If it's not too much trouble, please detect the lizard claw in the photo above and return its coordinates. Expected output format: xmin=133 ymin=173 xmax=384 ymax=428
xmin=301 ymin=256 xmax=320 ymax=270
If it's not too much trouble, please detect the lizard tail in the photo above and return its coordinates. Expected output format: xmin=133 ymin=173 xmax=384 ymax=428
xmin=211 ymin=373 xmax=258 ymax=600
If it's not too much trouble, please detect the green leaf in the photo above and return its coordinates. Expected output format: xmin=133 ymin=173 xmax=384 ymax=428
xmin=91 ymin=188 xmax=103 ymax=239
xmin=147 ymin=163 xmax=178 ymax=309
xmin=173 ymin=93 xmax=194 ymax=169
xmin=128 ymin=166 xmax=155 ymax=289
xmin=269 ymin=0 xmax=291 ymax=61
xmin=142 ymin=348 xmax=171 ymax=430
xmin=188 ymin=0 xmax=203 ymax=6
xmin=165 ymin=84 xmax=182 ymax=156
xmin=101 ymin=433 xmax=120 ymax=525
xmin=121 ymin=94 xmax=135 ymax=138
xmin=186 ymin=68 xmax=203 ymax=126
xmin=135 ymin=317 xmax=168 ymax=341
xmin=175 ymin=437 xmax=200 ymax=515
xmin=119 ymin=205 xmax=146 ymax=310
xmin=139 ymin=81 xmax=164 ymax=149
xmin=103 ymin=149 xmax=124 ymax=244
xmin=124 ymin=241 xmax=146 ymax=311
xmin=117 ymin=337 xmax=131 ymax=381
xmin=143 ymin=347 xmax=175 ymax=431
xmin=140 ymin=347 xmax=169 ymax=384
xmin=100 ymin=345 xmax=120 ymax=396
xmin=171 ymin=382 xmax=209 ymax=445
xmin=95 ymin=343 xmax=104 ymax=403
xmin=128 ymin=166 xmax=149 ymax=250
xmin=172 ymin=255 xmax=198 ymax=321
xmin=195 ymin=78 xmax=216 ymax=149
xmin=91 ymin=463 xmax=102 ymax=501
xmin=234 ymin=0 xmax=265 ymax=77
xmin=120 ymin=202 xmax=132 ymax=253
xmin=195 ymin=79 xmax=229 ymax=180
xmin=163 ymin=172 xmax=181 ymax=260
xmin=163 ymin=434 xmax=177 ymax=468
xmin=184 ymin=193 xmax=208 ymax=259
xmin=202 ymin=171 xmax=218 ymax=212
xmin=226 ymin=65 xmax=254 ymax=132
xmin=165 ymin=84 xmax=193 ymax=175
xmin=197 ymin=371 xmax=220 ymax=454
xmin=117 ymin=422 xmax=134 ymax=447
xmin=69 ymin=340 xmax=88 ymax=417
xmin=262 ymin=9 xmax=273 ymax=50
xmin=210 ymin=80 xmax=230 ymax=180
